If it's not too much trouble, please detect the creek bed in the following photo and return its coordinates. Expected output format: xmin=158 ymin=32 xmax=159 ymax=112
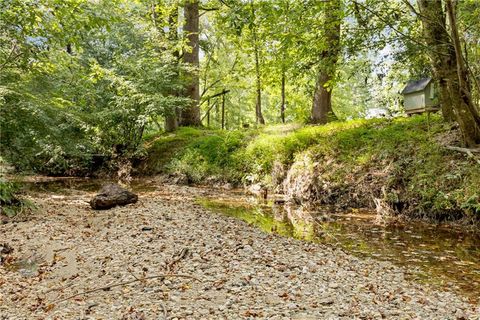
xmin=198 ymin=194 xmax=480 ymax=304
xmin=9 ymin=176 xmax=480 ymax=304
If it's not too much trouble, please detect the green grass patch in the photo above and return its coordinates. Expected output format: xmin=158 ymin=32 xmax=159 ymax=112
xmin=141 ymin=115 xmax=480 ymax=220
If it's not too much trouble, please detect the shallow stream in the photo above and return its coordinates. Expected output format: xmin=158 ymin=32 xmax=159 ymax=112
xmin=11 ymin=176 xmax=480 ymax=303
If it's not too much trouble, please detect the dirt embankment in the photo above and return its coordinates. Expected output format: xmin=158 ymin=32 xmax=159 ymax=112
xmin=138 ymin=118 xmax=480 ymax=223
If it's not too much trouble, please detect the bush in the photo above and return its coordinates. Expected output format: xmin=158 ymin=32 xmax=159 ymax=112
xmin=0 ymin=180 xmax=34 ymax=218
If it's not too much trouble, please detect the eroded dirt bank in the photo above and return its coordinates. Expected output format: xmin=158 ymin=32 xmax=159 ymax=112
xmin=1 ymin=185 xmax=479 ymax=319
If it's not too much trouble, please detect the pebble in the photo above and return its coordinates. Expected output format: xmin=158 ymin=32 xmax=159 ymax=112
xmin=0 ymin=185 xmax=478 ymax=320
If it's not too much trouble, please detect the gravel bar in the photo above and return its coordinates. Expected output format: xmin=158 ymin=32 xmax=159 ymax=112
xmin=1 ymin=186 xmax=479 ymax=319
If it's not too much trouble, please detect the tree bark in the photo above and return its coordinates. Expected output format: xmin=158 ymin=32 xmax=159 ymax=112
xmin=179 ymin=0 xmax=201 ymax=126
xmin=418 ymin=0 xmax=480 ymax=146
xmin=251 ymin=0 xmax=265 ymax=125
xmin=311 ymin=0 xmax=341 ymax=124
xmin=445 ymin=0 xmax=480 ymax=146
xmin=280 ymin=71 xmax=286 ymax=123
xmin=164 ymin=4 xmax=180 ymax=132
xmin=417 ymin=0 xmax=456 ymax=121
xmin=164 ymin=110 xmax=179 ymax=132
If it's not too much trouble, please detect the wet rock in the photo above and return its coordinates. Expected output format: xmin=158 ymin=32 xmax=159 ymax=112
xmin=90 ymin=184 xmax=138 ymax=210
xmin=247 ymin=183 xmax=268 ymax=199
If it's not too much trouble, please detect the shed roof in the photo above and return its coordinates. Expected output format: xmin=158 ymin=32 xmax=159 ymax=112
xmin=401 ymin=77 xmax=432 ymax=95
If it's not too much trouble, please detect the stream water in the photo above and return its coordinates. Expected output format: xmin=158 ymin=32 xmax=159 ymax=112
xmin=198 ymin=194 xmax=480 ymax=304
xmin=10 ymin=176 xmax=480 ymax=303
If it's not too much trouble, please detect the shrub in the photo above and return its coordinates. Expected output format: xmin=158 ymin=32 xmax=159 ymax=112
xmin=0 ymin=180 xmax=34 ymax=218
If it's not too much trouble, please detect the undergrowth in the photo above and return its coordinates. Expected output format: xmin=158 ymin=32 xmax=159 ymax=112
xmin=0 ymin=179 xmax=34 ymax=218
xmin=139 ymin=115 xmax=480 ymax=221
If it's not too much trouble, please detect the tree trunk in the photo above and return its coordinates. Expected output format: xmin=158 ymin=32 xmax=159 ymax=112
xmin=311 ymin=0 xmax=341 ymax=124
xmin=164 ymin=110 xmax=179 ymax=132
xmin=164 ymin=4 xmax=180 ymax=132
xmin=280 ymin=71 xmax=286 ymax=123
xmin=251 ymin=0 xmax=265 ymax=125
xmin=417 ymin=0 xmax=455 ymax=121
xmin=418 ymin=0 xmax=480 ymax=146
xmin=179 ymin=0 xmax=201 ymax=126
xmin=312 ymin=72 xmax=334 ymax=124
xmin=445 ymin=0 xmax=480 ymax=146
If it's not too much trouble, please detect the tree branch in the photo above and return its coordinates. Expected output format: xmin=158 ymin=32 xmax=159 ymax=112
xmin=52 ymin=273 xmax=200 ymax=305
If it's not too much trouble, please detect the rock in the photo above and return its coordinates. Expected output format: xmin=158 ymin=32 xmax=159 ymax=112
xmin=455 ymin=309 xmax=467 ymax=320
xmin=247 ymin=183 xmax=268 ymax=199
xmin=222 ymin=183 xmax=233 ymax=190
xmin=318 ymin=297 xmax=335 ymax=305
xmin=1 ymin=215 xmax=9 ymax=224
xmin=90 ymin=184 xmax=138 ymax=210
xmin=0 ymin=243 xmax=13 ymax=255
xmin=328 ymin=282 xmax=339 ymax=289
xmin=171 ymin=174 xmax=189 ymax=185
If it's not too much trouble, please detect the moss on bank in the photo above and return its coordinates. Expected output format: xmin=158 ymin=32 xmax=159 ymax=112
xmin=138 ymin=115 xmax=480 ymax=221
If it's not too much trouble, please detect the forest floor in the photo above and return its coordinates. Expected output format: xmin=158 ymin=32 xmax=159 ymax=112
xmin=1 ymin=185 xmax=479 ymax=320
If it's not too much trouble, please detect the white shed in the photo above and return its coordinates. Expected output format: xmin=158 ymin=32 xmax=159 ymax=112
xmin=401 ymin=78 xmax=439 ymax=115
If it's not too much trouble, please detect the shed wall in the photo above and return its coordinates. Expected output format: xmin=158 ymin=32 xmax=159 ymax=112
xmin=404 ymin=91 xmax=425 ymax=111
xmin=424 ymin=83 xmax=436 ymax=107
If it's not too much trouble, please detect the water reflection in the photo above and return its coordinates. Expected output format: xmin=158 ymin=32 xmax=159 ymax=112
xmin=199 ymin=197 xmax=480 ymax=303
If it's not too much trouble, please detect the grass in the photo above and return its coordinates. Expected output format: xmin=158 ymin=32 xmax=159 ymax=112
xmin=139 ymin=115 xmax=480 ymax=221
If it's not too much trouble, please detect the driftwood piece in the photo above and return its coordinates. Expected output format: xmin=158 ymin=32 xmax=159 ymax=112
xmin=445 ymin=146 xmax=480 ymax=165
xmin=445 ymin=145 xmax=480 ymax=154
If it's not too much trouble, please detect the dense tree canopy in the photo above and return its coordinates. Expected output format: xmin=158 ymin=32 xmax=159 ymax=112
xmin=1 ymin=0 xmax=480 ymax=174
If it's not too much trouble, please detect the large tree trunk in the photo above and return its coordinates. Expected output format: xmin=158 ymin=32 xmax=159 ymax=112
xmin=311 ymin=0 xmax=341 ymax=124
xmin=445 ymin=0 xmax=480 ymax=146
xmin=312 ymin=72 xmax=335 ymax=124
xmin=417 ymin=0 xmax=455 ymax=121
xmin=179 ymin=0 xmax=201 ymax=126
xmin=418 ymin=0 xmax=480 ymax=146
xmin=251 ymin=0 xmax=265 ymax=125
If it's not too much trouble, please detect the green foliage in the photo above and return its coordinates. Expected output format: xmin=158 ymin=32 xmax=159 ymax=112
xmin=146 ymin=115 xmax=480 ymax=220
xmin=0 ymin=180 xmax=33 ymax=218
xmin=147 ymin=128 xmax=254 ymax=182
xmin=0 ymin=0 xmax=189 ymax=174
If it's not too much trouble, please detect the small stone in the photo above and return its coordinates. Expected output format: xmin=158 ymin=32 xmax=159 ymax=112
xmin=198 ymin=308 xmax=209 ymax=315
xmin=329 ymin=283 xmax=339 ymax=289
xmin=318 ymin=297 xmax=335 ymax=305
xmin=455 ymin=309 xmax=467 ymax=320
